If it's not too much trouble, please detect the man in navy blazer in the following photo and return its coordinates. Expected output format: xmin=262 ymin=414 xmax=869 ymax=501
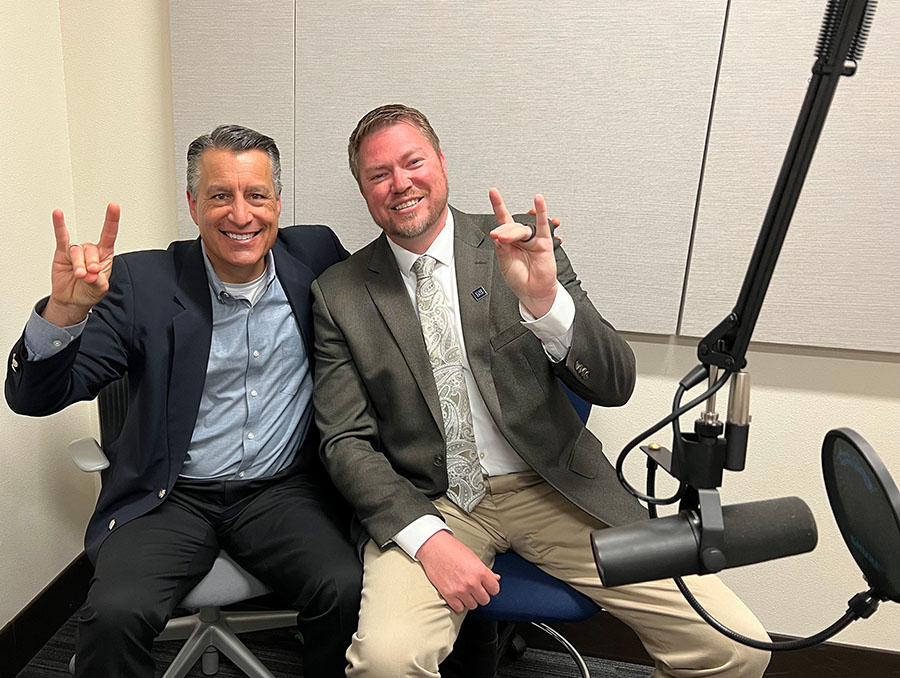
xmin=5 ymin=125 xmax=360 ymax=677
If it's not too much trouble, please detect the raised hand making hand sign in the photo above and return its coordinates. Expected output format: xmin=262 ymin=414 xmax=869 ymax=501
xmin=43 ymin=203 xmax=120 ymax=327
xmin=488 ymin=189 xmax=558 ymax=319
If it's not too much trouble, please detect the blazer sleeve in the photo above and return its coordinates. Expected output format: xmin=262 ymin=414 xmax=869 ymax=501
xmin=550 ymin=233 xmax=636 ymax=407
xmin=5 ymin=257 xmax=133 ymax=416
xmin=311 ymin=278 xmax=443 ymax=547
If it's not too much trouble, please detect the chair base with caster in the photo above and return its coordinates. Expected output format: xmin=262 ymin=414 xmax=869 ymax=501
xmin=156 ymin=606 xmax=298 ymax=678
xmin=68 ymin=604 xmax=298 ymax=678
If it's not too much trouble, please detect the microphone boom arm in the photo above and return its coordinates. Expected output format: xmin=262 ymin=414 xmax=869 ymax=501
xmin=698 ymin=0 xmax=872 ymax=373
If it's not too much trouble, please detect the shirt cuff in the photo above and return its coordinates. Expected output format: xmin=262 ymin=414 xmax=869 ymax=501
xmin=392 ymin=515 xmax=452 ymax=560
xmin=519 ymin=285 xmax=575 ymax=363
xmin=23 ymin=301 xmax=87 ymax=361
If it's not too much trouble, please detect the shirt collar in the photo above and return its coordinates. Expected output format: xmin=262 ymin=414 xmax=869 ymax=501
xmin=200 ymin=240 xmax=277 ymax=300
xmin=386 ymin=208 xmax=455 ymax=280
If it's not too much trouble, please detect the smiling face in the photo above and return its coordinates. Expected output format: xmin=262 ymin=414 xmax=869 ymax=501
xmin=187 ymin=148 xmax=281 ymax=282
xmin=357 ymin=122 xmax=449 ymax=254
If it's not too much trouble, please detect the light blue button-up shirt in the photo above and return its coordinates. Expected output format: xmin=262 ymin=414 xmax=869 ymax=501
xmin=23 ymin=246 xmax=313 ymax=481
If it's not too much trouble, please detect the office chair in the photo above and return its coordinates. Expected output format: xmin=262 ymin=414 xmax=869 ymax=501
xmin=68 ymin=376 xmax=297 ymax=678
xmin=470 ymin=383 xmax=602 ymax=678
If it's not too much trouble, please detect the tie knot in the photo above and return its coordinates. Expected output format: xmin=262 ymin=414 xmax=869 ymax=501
xmin=412 ymin=255 xmax=436 ymax=280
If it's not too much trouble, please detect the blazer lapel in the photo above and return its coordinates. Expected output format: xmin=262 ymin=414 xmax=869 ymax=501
xmin=453 ymin=208 xmax=503 ymax=418
xmin=168 ymin=239 xmax=213 ymax=460
xmin=272 ymin=239 xmax=317 ymax=358
xmin=365 ymin=234 xmax=443 ymax=431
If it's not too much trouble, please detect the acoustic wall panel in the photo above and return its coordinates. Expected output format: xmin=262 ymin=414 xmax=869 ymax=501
xmin=293 ymin=1 xmax=729 ymax=335
xmin=682 ymin=1 xmax=899 ymax=352
xmin=169 ymin=1 xmax=295 ymax=239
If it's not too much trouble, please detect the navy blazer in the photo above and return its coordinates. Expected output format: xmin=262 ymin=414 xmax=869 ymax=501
xmin=6 ymin=225 xmax=348 ymax=563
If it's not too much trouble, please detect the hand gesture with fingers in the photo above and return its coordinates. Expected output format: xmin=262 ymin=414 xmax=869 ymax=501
xmin=488 ymin=188 xmax=558 ymax=318
xmin=43 ymin=203 xmax=120 ymax=327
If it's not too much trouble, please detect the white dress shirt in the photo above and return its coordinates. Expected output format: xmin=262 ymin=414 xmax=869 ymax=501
xmin=385 ymin=209 xmax=575 ymax=558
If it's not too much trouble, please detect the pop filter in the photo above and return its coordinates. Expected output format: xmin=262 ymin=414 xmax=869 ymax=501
xmin=822 ymin=427 xmax=900 ymax=602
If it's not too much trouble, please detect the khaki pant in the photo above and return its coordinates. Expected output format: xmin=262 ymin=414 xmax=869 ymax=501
xmin=347 ymin=472 xmax=770 ymax=678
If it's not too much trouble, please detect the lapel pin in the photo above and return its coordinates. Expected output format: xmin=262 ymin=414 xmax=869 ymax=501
xmin=471 ymin=286 xmax=487 ymax=301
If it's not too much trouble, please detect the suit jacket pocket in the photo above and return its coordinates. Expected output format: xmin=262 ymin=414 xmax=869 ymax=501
xmin=490 ymin=323 xmax=529 ymax=351
xmin=567 ymin=433 xmax=600 ymax=479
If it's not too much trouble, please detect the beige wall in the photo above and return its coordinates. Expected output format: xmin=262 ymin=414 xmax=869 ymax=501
xmin=0 ymin=1 xmax=176 ymax=628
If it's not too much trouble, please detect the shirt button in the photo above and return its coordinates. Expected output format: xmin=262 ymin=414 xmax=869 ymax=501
xmin=158 ymin=489 xmax=166 ymax=499
xmin=108 ymin=519 xmax=116 ymax=530
xmin=479 ymin=453 xmax=485 ymax=459
xmin=250 ymin=389 xmax=258 ymax=397
xmin=247 ymin=432 xmax=255 ymax=440
xmin=52 ymin=339 xmax=63 ymax=348
xmin=253 ymin=350 xmax=260 ymax=358
xmin=238 ymin=471 xmax=246 ymax=478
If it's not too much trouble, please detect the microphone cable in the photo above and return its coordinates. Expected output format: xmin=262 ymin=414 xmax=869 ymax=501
xmin=615 ymin=364 xmax=727 ymax=506
xmin=640 ymin=375 xmax=883 ymax=651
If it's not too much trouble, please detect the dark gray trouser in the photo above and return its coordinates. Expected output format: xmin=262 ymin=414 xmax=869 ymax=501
xmin=75 ymin=473 xmax=361 ymax=678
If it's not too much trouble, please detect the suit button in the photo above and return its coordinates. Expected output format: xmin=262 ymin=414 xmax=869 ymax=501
xmin=432 ymin=456 xmax=444 ymax=467
xmin=580 ymin=368 xmax=590 ymax=380
xmin=108 ymin=519 xmax=116 ymax=530
xmin=158 ymin=489 xmax=166 ymax=499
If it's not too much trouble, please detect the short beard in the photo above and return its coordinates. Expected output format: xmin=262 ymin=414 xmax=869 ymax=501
xmin=389 ymin=199 xmax=445 ymax=241
xmin=378 ymin=177 xmax=449 ymax=243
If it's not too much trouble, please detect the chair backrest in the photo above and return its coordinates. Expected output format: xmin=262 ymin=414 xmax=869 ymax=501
xmin=97 ymin=375 xmax=129 ymax=447
xmin=560 ymin=382 xmax=591 ymax=425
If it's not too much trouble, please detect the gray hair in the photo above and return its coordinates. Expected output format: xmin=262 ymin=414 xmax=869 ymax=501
xmin=186 ymin=124 xmax=282 ymax=195
xmin=348 ymin=104 xmax=441 ymax=185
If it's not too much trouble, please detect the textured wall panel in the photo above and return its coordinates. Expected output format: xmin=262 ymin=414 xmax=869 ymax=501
xmin=294 ymin=1 xmax=728 ymax=334
xmin=169 ymin=1 xmax=295 ymax=239
xmin=683 ymin=1 xmax=899 ymax=352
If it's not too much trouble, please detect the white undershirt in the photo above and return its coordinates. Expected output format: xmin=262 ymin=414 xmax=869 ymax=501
xmin=221 ymin=268 xmax=268 ymax=305
xmin=385 ymin=210 xmax=575 ymax=558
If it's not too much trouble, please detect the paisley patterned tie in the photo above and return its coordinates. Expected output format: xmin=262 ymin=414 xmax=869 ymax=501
xmin=412 ymin=255 xmax=485 ymax=512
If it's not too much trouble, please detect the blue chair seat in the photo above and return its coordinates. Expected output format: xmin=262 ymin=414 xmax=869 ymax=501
xmin=474 ymin=552 xmax=601 ymax=623
xmin=469 ymin=383 xmax=602 ymax=676
xmin=470 ymin=552 xmax=602 ymax=677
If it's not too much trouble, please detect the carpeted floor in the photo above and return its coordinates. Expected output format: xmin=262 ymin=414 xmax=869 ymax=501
xmin=16 ymin=616 xmax=653 ymax=678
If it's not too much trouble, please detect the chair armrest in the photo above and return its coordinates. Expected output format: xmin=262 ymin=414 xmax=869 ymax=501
xmin=68 ymin=437 xmax=109 ymax=472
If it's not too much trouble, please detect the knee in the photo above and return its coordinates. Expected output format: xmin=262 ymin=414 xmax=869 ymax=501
xmin=79 ymin=582 xmax=167 ymax=638
xmin=709 ymin=611 xmax=771 ymax=678
xmin=731 ymin=644 xmax=770 ymax=678
xmin=331 ymin=557 xmax=363 ymax=607
xmin=348 ymin=631 xmax=437 ymax=678
xmin=298 ymin=558 xmax=362 ymax=627
xmin=686 ymin=634 xmax=770 ymax=678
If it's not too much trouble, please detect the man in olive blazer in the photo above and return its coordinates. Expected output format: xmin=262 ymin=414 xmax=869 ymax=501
xmin=312 ymin=104 xmax=770 ymax=678
xmin=314 ymin=205 xmax=645 ymax=548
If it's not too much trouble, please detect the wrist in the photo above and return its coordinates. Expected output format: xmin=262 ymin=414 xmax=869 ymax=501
xmin=42 ymin=297 xmax=90 ymax=327
xmin=415 ymin=529 xmax=450 ymax=562
xmin=521 ymin=282 xmax=559 ymax=319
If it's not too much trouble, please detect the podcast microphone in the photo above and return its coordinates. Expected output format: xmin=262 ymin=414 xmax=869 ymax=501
xmin=591 ymin=496 xmax=817 ymax=588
